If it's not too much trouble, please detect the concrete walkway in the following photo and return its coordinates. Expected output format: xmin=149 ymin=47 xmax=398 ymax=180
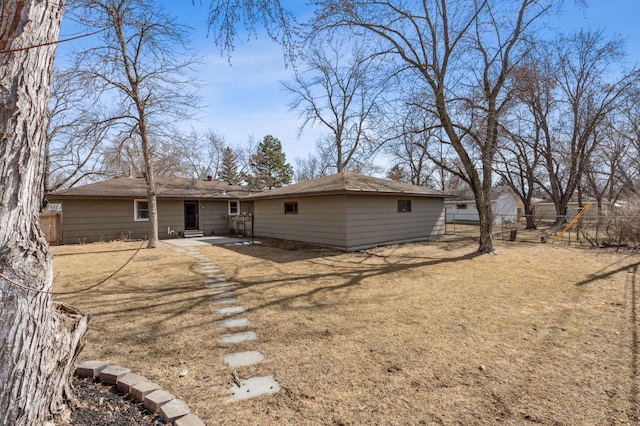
xmin=168 ymin=241 xmax=281 ymax=401
xmin=161 ymin=236 xmax=248 ymax=248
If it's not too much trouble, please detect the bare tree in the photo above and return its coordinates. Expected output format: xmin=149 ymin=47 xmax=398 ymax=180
xmin=493 ymin=62 xmax=549 ymax=229
xmin=524 ymin=30 xmax=639 ymax=218
xmin=283 ymin=40 xmax=389 ymax=173
xmin=310 ymin=0 xmax=554 ymax=253
xmin=45 ymin=69 xmax=113 ymax=192
xmin=171 ymin=129 xmax=227 ymax=179
xmin=583 ymin=118 xmax=636 ymax=214
xmin=385 ymin=106 xmax=442 ymax=187
xmin=68 ymin=0 xmax=201 ymax=248
xmin=0 ymin=0 xmax=294 ymax=422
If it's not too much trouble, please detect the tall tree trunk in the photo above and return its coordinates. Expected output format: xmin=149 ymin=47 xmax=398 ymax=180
xmin=0 ymin=1 xmax=89 ymax=424
xmin=140 ymin=118 xmax=159 ymax=248
xmin=524 ymin=203 xmax=536 ymax=230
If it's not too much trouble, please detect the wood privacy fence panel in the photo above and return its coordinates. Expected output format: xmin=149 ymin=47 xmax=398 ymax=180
xmin=39 ymin=213 xmax=62 ymax=245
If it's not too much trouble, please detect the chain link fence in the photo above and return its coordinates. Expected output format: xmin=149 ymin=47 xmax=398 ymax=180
xmin=445 ymin=213 xmax=640 ymax=249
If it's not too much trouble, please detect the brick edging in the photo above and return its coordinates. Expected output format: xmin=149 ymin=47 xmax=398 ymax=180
xmin=75 ymin=360 xmax=205 ymax=426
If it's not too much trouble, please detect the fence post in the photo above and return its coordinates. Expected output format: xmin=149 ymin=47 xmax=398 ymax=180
xmin=453 ymin=213 xmax=456 ymax=235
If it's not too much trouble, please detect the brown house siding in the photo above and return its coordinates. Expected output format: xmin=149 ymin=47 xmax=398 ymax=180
xmin=253 ymin=195 xmax=445 ymax=250
xmin=253 ymin=195 xmax=348 ymax=247
xmin=345 ymin=196 xmax=445 ymax=250
xmin=59 ymin=199 xmax=231 ymax=244
xmin=196 ymin=200 xmax=229 ymax=236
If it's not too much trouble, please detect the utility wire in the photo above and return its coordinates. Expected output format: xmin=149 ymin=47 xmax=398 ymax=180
xmin=0 ymin=27 xmax=108 ymax=54
xmin=0 ymin=240 xmax=145 ymax=295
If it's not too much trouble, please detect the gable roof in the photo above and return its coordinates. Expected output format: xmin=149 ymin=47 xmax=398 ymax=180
xmin=47 ymin=176 xmax=249 ymax=200
xmin=247 ymin=172 xmax=447 ymax=200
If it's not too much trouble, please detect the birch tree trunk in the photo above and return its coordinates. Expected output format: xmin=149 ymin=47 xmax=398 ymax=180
xmin=0 ymin=1 xmax=89 ymax=424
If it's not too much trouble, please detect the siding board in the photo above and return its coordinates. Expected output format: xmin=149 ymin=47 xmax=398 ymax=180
xmin=254 ymin=194 xmax=445 ymax=250
xmin=60 ymin=199 xmax=231 ymax=244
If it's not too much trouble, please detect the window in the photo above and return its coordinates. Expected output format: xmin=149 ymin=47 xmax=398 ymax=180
xmin=284 ymin=202 xmax=298 ymax=214
xmin=398 ymin=200 xmax=412 ymax=213
xmin=134 ymin=199 xmax=149 ymax=221
xmin=456 ymin=203 xmax=468 ymax=209
xmin=228 ymin=200 xmax=239 ymax=216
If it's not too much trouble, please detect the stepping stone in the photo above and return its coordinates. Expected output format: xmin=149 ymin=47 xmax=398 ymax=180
xmin=217 ymin=318 xmax=249 ymax=329
xmin=229 ymin=376 xmax=281 ymax=400
xmin=212 ymin=297 xmax=237 ymax=305
xmin=205 ymin=283 xmax=233 ymax=289
xmin=210 ymin=290 xmax=233 ymax=297
xmin=220 ymin=331 xmax=257 ymax=344
xmin=215 ymin=306 xmax=244 ymax=315
xmin=223 ymin=351 xmax=264 ymax=367
xmin=205 ymin=276 xmax=226 ymax=283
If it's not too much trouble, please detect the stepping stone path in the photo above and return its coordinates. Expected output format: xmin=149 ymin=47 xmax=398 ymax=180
xmin=180 ymin=246 xmax=281 ymax=401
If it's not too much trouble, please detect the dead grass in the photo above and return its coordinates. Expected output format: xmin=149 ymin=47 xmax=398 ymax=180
xmin=52 ymin=237 xmax=640 ymax=425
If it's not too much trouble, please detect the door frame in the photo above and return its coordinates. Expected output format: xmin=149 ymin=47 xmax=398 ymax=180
xmin=184 ymin=200 xmax=199 ymax=230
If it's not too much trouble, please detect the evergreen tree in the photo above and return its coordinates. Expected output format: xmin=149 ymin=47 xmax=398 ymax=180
xmin=387 ymin=164 xmax=409 ymax=183
xmin=248 ymin=135 xmax=293 ymax=189
xmin=218 ymin=146 xmax=240 ymax=184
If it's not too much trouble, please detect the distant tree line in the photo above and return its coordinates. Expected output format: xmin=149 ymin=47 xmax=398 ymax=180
xmin=46 ymin=1 xmax=640 ymax=254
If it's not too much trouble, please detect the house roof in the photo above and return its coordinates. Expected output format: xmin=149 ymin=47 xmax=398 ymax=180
xmin=47 ymin=176 xmax=250 ymax=200
xmin=247 ymin=172 xmax=447 ymax=200
xmin=444 ymin=186 xmax=520 ymax=202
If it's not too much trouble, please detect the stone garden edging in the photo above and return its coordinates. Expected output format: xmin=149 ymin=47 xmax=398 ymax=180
xmin=75 ymin=360 xmax=205 ymax=426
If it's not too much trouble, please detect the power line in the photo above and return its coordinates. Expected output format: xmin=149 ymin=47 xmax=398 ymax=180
xmin=0 ymin=27 xmax=109 ymax=54
xmin=0 ymin=239 xmax=144 ymax=295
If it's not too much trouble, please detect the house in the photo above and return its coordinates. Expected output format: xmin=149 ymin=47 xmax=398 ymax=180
xmin=444 ymin=187 xmax=519 ymax=224
xmin=533 ymin=198 xmax=607 ymax=221
xmin=47 ymin=176 xmax=251 ymax=244
xmin=48 ymin=172 xmax=447 ymax=250
xmin=248 ymin=172 xmax=447 ymax=251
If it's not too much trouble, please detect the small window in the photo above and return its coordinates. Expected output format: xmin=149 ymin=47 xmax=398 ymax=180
xmin=398 ymin=200 xmax=412 ymax=213
xmin=134 ymin=199 xmax=149 ymax=221
xmin=456 ymin=203 xmax=468 ymax=209
xmin=229 ymin=200 xmax=239 ymax=216
xmin=284 ymin=202 xmax=298 ymax=214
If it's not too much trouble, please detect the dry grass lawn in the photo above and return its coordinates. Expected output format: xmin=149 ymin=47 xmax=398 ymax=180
xmin=52 ymin=236 xmax=640 ymax=425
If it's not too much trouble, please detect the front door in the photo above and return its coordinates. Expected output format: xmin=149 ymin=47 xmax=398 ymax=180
xmin=184 ymin=201 xmax=199 ymax=230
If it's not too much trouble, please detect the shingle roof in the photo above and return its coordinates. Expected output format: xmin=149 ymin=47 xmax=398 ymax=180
xmin=247 ymin=172 xmax=447 ymax=200
xmin=47 ymin=176 xmax=250 ymax=200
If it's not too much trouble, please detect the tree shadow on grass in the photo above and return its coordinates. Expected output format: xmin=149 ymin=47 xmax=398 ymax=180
xmin=231 ymin=249 xmax=483 ymax=313
xmin=576 ymin=258 xmax=640 ymax=421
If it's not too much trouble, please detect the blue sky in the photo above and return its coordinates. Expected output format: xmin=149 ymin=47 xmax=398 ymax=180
xmin=56 ymin=1 xmax=640 ymax=168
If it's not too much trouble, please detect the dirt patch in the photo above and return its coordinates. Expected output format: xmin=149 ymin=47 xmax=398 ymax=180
xmin=53 ymin=238 xmax=640 ymax=425
xmin=70 ymin=377 xmax=157 ymax=425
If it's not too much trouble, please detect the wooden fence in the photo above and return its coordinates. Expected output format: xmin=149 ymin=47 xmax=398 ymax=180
xmin=39 ymin=212 xmax=62 ymax=245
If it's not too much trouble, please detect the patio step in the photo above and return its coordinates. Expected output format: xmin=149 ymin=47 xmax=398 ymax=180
xmin=183 ymin=230 xmax=204 ymax=238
